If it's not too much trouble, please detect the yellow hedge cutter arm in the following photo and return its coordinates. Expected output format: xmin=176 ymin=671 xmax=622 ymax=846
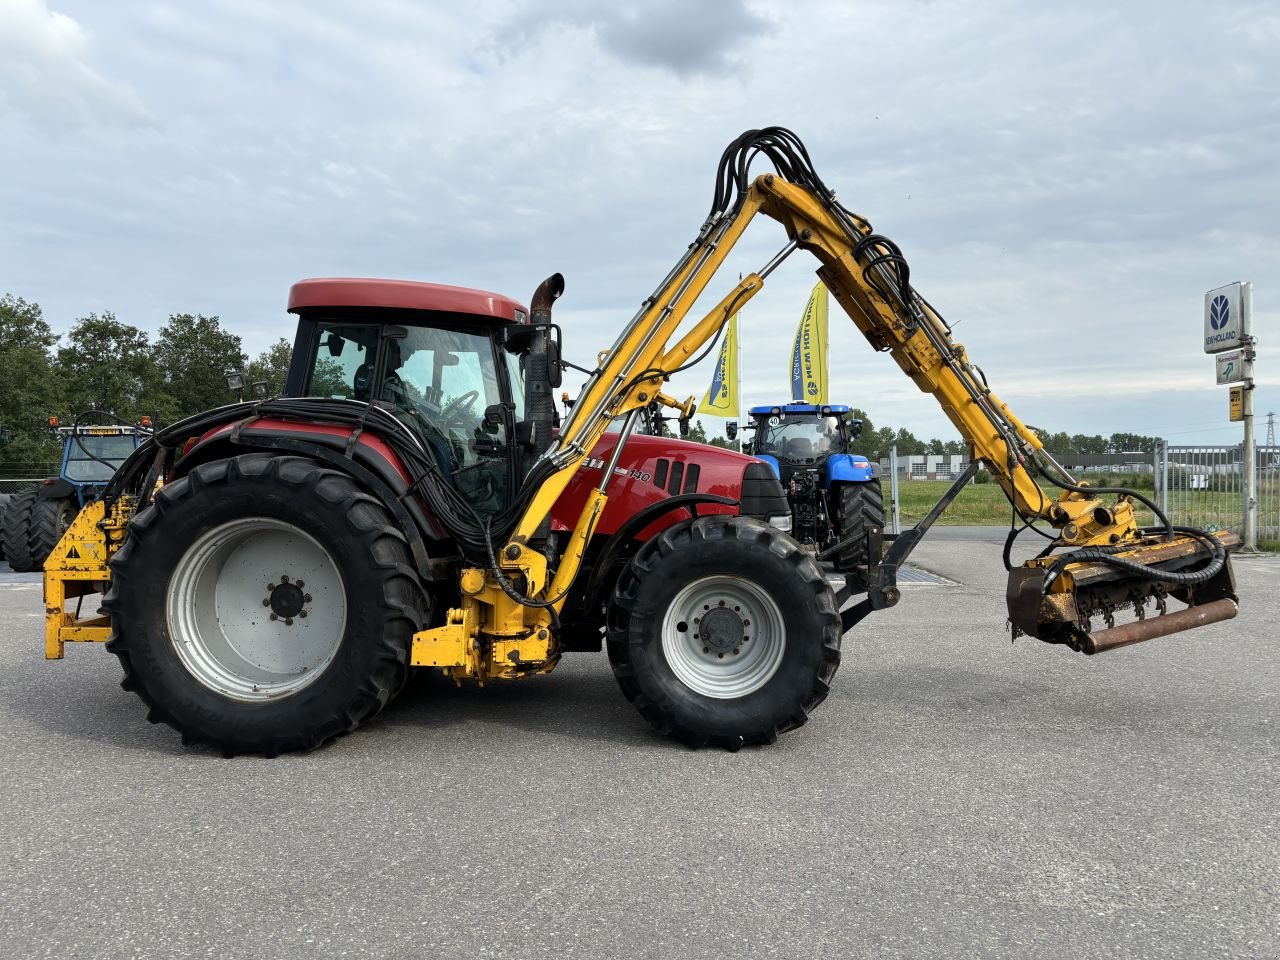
xmin=464 ymin=127 xmax=1237 ymax=657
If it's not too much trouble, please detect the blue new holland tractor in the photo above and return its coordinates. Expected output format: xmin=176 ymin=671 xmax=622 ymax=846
xmin=729 ymin=403 xmax=883 ymax=587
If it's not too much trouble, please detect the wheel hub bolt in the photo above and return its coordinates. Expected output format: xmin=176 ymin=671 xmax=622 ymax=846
xmin=265 ymin=577 xmax=309 ymax=624
xmin=698 ymin=607 xmax=747 ymax=655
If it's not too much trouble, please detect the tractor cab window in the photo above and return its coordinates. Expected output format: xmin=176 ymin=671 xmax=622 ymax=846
xmin=377 ymin=325 xmax=509 ymax=516
xmin=758 ymin=415 xmax=845 ymax=463
xmin=63 ymin=433 xmax=137 ymax=482
xmin=307 ymin=324 xmax=375 ymax=399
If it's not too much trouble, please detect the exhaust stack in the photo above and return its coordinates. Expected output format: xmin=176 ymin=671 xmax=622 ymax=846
xmin=524 ymin=273 xmax=564 ymax=460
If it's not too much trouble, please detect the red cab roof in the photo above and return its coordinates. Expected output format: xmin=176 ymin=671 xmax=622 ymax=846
xmin=287 ymin=278 xmax=529 ymax=323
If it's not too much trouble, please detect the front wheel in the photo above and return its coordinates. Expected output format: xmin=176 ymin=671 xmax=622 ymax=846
xmin=104 ymin=454 xmax=428 ymax=756
xmin=607 ymin=516 xmax=841 ymax=749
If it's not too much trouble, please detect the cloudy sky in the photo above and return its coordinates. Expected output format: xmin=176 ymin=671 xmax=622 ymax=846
xmin=1 ymin=0 xmax=1276 ymax=444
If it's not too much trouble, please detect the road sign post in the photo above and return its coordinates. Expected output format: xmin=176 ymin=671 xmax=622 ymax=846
xmin=1241 ymin=283 xmax=1256 ymax=551
xmin=1203 ymin=280 xmax=1254 ymax=547
xmin=1206 ymin=282 xmax=1256 ymax=551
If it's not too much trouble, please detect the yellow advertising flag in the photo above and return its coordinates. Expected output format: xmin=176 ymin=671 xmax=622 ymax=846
xmin=700 ymin=312 xmax=739 ymax=415
xmin=790 ymin=282 xmax=829 ymax=404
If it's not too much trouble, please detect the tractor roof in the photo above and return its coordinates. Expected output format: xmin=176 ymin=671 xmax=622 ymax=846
xmin=749 ymin=403 xmax=852 ymax=416
xmin=287 ymin=278 xmax=529 ymax=324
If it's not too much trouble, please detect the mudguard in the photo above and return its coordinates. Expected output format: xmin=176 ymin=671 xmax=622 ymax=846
xmin=824 ymin=453 xmax=875 ymax=486
xmin=755 ymin=454 xmax=781 ymax=480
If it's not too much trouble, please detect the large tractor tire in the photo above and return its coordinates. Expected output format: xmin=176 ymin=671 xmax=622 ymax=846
xmin=2 ymin=489 xmax=72 ymax=572
xmin=832 ymin=479 xmax=884 ymax=587
xmin=0 ymin=493 xmax=10 ymax=561
xmin=104 ymin=454 xmax=428 ymax=756
xmin=607 ymin=516 xmax=841 ymax=750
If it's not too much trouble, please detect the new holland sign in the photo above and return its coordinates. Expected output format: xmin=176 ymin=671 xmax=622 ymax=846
xmin=1204 ymin=283 xmax=1244 ymax=354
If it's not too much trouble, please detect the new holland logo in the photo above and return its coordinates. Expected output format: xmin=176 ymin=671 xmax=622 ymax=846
xmin=1209 ymin=295 xmax=1230 ymax=331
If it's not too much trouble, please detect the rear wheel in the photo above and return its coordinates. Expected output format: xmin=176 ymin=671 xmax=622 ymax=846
xmin=30 ymin=495 xmax=72 ymax=569
xmin=832 ymin=479 xmax=884 ymax=588
xmin=607 ymin=516 xmax=841 ymax=749
xmin=1 ymin=489 xmax=70 ymax=572
xmin=104 ymin=454 xmax=428 ymax=755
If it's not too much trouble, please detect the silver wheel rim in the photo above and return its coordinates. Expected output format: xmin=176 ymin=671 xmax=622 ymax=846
xmin=660 ymin=575 xmax=786 ymax=699
xmin=166 ymin=518 xmax=347 ymax=702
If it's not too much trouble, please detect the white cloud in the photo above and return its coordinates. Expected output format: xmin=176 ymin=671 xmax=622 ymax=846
xmin=0 ymin=0 xmax=150 ymax=129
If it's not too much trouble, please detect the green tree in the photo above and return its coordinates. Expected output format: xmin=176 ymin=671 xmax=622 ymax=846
xmin=152 ymin=313 xmax=247 ymax=418
xmin=1108 ymin=432 xmax=1157 ymax=453
xmin=0 ymin=294 xmax=62 ymax=470
xmin=684 ymin=419 xmax=711 ymax=444
xmin=246 ymin=338 xmax=293 ymax=396
xmin=57 ymin=312 xmax=165 ymax=422
xmin=891 ymin=427 xmax=926 ymax=456
xmin=1038 ymin=430 xmax=1073 ymax=454
xmin=1070 ymin=433 xmax=1108 ymax=455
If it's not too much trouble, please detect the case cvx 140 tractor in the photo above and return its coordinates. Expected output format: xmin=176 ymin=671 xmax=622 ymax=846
xmin=39 ymin=127 xmax=1239 ymax=756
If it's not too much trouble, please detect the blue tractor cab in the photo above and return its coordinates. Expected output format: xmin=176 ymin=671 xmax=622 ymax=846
xmin=1 ymin=418 xmax=149 ymax=572
xmin=728 ymin=403 xmax=882 ymax=585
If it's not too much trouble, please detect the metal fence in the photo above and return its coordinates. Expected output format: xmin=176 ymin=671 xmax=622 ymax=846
xmin=1155 ymin=443 xmax=1280 ymax=544
xmin=877 ymin=441 xmax=1279 ymax=548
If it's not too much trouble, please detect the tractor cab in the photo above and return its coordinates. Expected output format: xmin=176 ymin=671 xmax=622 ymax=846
xmin=742 ymin=404 xmax=864 ymax=479
xmin=56 ymin=422 xmax=149 ymax=501
xmin=284 ymin=278 xmax=542 ymax=517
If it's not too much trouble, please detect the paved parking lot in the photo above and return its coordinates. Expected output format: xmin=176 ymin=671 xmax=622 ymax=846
xmin=1 ymin=530 xmax=1276 ymax=959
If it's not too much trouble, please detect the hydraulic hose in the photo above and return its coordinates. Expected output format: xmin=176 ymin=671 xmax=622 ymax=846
xmin=1040 ymin=526 xmax=1226 ymax=593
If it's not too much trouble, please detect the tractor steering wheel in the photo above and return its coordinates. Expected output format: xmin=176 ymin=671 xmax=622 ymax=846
xmin=439 ymin=389 xmax=480 ymax=427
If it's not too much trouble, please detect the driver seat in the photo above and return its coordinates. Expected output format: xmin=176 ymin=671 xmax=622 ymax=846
xmin=787 ymin=437 xmax=814 ymax=460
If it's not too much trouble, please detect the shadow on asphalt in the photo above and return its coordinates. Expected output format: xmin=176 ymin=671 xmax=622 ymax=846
xmin=5 ymin=650 xmax=664 ymax=756
xmin=378 ymin=661 xmax=667 ymax=748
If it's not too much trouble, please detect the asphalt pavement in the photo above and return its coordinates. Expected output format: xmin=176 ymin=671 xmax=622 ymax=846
xmin=1 ymin=531 xmax=1276 ymax=959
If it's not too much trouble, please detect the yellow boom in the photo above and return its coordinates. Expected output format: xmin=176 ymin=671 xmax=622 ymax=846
xmin=414 ymin=129 xmax=1236 ymax=671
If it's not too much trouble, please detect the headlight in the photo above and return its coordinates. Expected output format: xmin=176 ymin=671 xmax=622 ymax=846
xmin=767 ymin=513 xmax=793 ymax=532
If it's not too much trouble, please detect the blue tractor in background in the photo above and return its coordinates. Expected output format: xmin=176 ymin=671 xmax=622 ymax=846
xmin=729 ymin=403 xmax=883 ymax=587
xmin=1 ymin=417 xmax=149 ymax=572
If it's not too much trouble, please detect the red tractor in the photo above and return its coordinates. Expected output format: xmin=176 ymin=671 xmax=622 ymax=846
xmin=88 ymin=277 xmax=813 ymax=754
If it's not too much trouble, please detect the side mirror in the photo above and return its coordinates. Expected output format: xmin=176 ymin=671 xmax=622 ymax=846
xmin=726 ymin=421 xmax=738 ymax=440
xmin=324 ymin=334 xmax=346 ymax=358
xmin=482 ymin=403 xmax=505 ymax=434
xmin=678 ymin=417 xmax=690 ymax=437
xmin=547 ymin=340 xmax=563 ymax=388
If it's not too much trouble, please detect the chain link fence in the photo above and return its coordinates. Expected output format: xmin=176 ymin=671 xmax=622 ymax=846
xmin=0 ymin=463 xmax=58 ymax=496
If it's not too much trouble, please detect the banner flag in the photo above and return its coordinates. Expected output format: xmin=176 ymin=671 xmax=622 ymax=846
xmin=790 ymin=282 xmax=829 ymax=404
xmin=700 ymin=312 xmax=739 ymax=415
